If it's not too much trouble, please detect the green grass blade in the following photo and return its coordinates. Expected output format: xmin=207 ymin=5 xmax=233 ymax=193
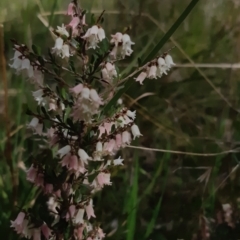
xmin=102 ymin=0 xmax=200 ymax=115
xmin=144 ymin=153 xmax=170 ymax=238
xmin=126 ymin=150 xmax=139 ymax=240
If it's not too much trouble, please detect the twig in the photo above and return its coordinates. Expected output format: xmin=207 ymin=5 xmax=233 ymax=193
xmin=126 ymin=145 xmax=239 ymax=157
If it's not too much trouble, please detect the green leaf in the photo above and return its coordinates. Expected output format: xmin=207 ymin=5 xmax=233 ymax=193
xmin=102 ymin=0 xmax=200 ymax=115
xmin=32 ymin=44 xmax=41 ymax=55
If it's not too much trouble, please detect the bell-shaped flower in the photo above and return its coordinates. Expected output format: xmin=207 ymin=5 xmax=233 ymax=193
xmin=78 ymin=149 xmax=92 ymax=164
xmin=96 ymin=172 xmax=112 ymax=188
xmin=126 ymin=110 xmax=136 ymax=119
xmin=110 ymin=32 xmax=123 ymax=46
xmin=148 ymin=65 xmax=157 ymax=79
xmin=41 ymin=223 xmax=52 ymax=239
xmin=113 ymin=156 xmax=124 ymax=166
xmin=67 ymin=2 xmax=76 ymax=16
xmin=82 ymin=25 xmax=105 ymax=49
xmin=122 ymin=131 xmax=131 ymax=145
xmin=26 ymin=164 xmax=38 ymax=183
xmin=57 ymin=145 xmax=71 ymax=159
xmin=9 ymin=50 xmax=22 ymax=70
xmin=70 ymin=83 xmax=83 ymax=95
xmin=56 ymin=24 xmax=69 ymax=37
xmin=135 ymin=71 xmax=147 ymax=85
xmin=32 ymin=89 xmax=45 ymax=105
xmin=27 ymin=117 xmax=43 ymax=135
xmin=10 ymin=212 xmax=26 ymax=233
xmin=74 ymin=208 xmax=85 ymax=224
xmin=131 ymin=124 xmax=142 ymax=140
xmin=85 ymin=199 xmax=96 ymax=220
xmin=165 ymin=54 xmax=175 ymax=70
xmin=90 ymin=89 xmax=103 ymax=105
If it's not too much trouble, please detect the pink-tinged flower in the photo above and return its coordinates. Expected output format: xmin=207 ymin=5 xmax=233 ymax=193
xmin=101 ymin=62 xmax=117 ymax=83
xmin=85 ymin=199 xmax=96 ymax=220
xmin=148 ymin=65 xmax=157 ymax=79
xmin=96 ymin=227 xmax=105 ymax=239
xmin=56 ymin=24 xmax=69 ymax=37
xmin=35 ymin=173 xmax=44 ymax=187
xmin=115 ymin=134 xmax=122 ymax=147
xmin=82 ymin=25 xmax=106 ymax=49
xmin=164 ymin=54 xmax=175 ymax=69
xmin=135 ymin=71 xmax=147 ymax=85
xmin=66 ymin=205 xmax=76 ymax=221
xmin=113 ymin=156 xmax=124 ymax=166
xmin=57 ymin=145 xmax=71 ymax=158
xmin=10 ymin=212 xmax=26 ymax=233
xmin=27 ymin=117 xmax=43 ymax=135
xmin=67 ymin=2 xmax=76 ymax=16
xmin=47 ymin=127 xmax=59 ymax=146
xmin=26 ymin=164 xmax=38 ymax=183
xmin=96 ymin=172 xmax=112 ymax=187
xmin=70 ymin=83 xmax=83 ymax=95
xmin=61 ymin=153 xmax=79 ymax=171
xmin=41 ymin=223 xmax=52 ymax=239
xmin=33 ymin=228 xmax=41 ymax=240
xmin=131 ymin=124 xmax=142 ymax=140
xmin=110 ymin=32 xmax=123 ymax=46
xmin=74 ymin=208 xmax=85 ymax=224
xmin=122 ymin=131 xmax=131 ymax=145
xmin=74 ymin=224 xmax=84 ymax=240
xmin=69 ymin=17 xmax=80 ymax=29
xmin=98 ymin=125 xmax=106 ymax=138
xmin=44 ymin=183 xmax=53 ymax=194
xmin=109 ymin=46 xmax=118 ymax=59
xmin=104 ymin=122 xmax=113 ymax=134
xmin=78 ymin=149 xmax=92 ymax=164
xmin=104 ymin=139 xmax=116 ymax=153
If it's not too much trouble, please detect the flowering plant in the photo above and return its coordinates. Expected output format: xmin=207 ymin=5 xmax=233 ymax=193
xmin=9 ymin=1 xmax=176 ymax=239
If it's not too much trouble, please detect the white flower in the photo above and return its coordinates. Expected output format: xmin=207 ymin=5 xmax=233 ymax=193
xmin=110 ymin=32 xmax=123 ymax=46
xmin=165 ymin=54 xmax=175 ymax=69
xmin=148 ymin=65 xmax=157 ymax=79
xmin=131 ymin=124 xmax=142 ymax=140
xmin=157 ymin=57 xmax=168 ymax=75
xmin=9 ymin=50 xmax=22 ymax=69
xmin=122 ymin=131 xmax=131 ymax=145
xmin=27 ymin=117 xmax=43 ymax=135
xmin=78 ymin=149 xmax=92 ymax=164
xmin=74 ymin=208 xmax=85 ymax=224
xmin=101 ymin=62 xmax=117 ymax=82
xmin=81 ymin=87 xmax=90 ymax=99
xmin=57 ymin=145 xmax=71 ymax=158
xmin=96 ymin=141 xmax=103 ymax=152
xmin=135 ymin=71 xmax=147 ymax=85
xmin=121 ymin=33 xmax=134 ymax=58
xmin=61 ymin=44 xmax=70 ymax=58
xmin=52 ymin=37 xmax=70 ymax=59
xmin=82 ymin=25 xmax=105 ymax=49
xmin=113 ymin=156 xmax=124 ymax=166
xmin=115 ymin=116 xmax=126 ymax=128
xmin=32 ymin=89 xmax=44 ymax=105
xmin=56 ymin=24 xmax=69 ymax=37
xmin=126 ymin=110 xmax=136 ymax=119
xmin=90 ymin=89 xmax=103 ymax=105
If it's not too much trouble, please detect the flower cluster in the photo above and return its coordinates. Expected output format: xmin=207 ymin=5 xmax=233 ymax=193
xmin=10 ymin=0 xmax=174 ymax=239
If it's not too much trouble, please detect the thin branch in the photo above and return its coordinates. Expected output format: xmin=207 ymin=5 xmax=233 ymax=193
xmin=126 ymin=145 xmax=239 ymax=157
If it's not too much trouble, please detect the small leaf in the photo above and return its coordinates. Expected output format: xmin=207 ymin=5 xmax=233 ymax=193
xmin=32 ymin=44 xmax=41 ymax=55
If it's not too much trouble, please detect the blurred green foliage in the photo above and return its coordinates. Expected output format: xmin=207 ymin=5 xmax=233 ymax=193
xmin=1 ymin=0 xmax=240 ymax=239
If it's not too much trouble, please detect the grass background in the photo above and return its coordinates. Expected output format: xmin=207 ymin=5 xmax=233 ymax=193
xmin=1 ymin=0 xmax=240 ymax=239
